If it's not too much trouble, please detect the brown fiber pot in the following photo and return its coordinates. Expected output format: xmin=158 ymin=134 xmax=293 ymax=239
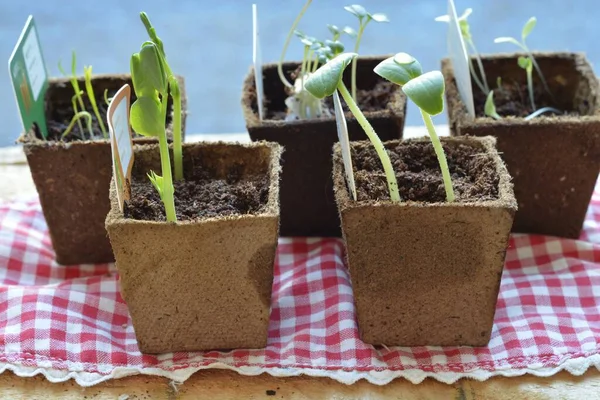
xmin=443 ymin=52 xmax=600 ymax=238
xmin=17 ymin=74 xmax=187 ymax=265
xmin=334 ymin=136 xmax=517 ymax=346
xmin=105 ymin=142 xmax=281 ymax=353
xmin=242 ymin=56 xmax=407 ymax=237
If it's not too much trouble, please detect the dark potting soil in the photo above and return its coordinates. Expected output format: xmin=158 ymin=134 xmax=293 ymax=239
xmin=124 ymin=164 xmax=270 ymax=222
xmin=265 ymin=80 xmax=396 ymax=120
xmin=352 ymin=141 xmax=500 ymax=203
xmin=473 ymin=82 xmax=578 ymax=118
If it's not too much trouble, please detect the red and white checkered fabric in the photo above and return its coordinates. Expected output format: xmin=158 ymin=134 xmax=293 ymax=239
xmin=1 ymin=186 xmax=599 ymax=387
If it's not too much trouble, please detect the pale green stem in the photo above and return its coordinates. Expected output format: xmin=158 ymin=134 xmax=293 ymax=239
xmin=300 ymin=45 xmax=309 ymax=89
xmin=278 ymin=0 xmax=313 ymax=88
xmin=84 ymin=72 xmax=108 ymax=138
xmin=468 ymin=40 xmax=490 ymax=93
xmin=338 ymin=82 xmax=400 ymax=202
xmin=71 ymin=92 xmax=84 ymax=135
xmin=420 ymin=110 xmax=455 ymax=202
xmin=61 ymin=111 xmax=93 ymax=140
xmin=351 ymin=22 xmax=367 ymax=102
xmin=169 ymin=78 xmax=183 ymax=181
xmin=158 ymin=95 xmax=176 ymax=222
xmin=312 ymin=56 xmax=319 ymax=72
xmin=526 ymin=65 xmax=536 ymax=110
xmin=468 ymin=56 xmax=488 ymax=95
xmin=518 ymin=42 xmax=552 ymax=98
xmin=103 ymin=89 xmax=110 ymax=106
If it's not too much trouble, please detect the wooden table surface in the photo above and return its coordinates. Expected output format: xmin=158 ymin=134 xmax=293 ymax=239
xmin=1 ymin=129 xmax=599 ymax=399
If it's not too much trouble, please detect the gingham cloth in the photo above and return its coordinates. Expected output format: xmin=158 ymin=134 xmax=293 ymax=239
xmin=1 ymin=187 xmax=599 ymax=387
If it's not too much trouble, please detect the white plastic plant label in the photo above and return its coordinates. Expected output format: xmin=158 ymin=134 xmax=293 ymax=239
xmin=332 ymin=90 xmax=357 ymax=201
xmin=447 ymin=0 xmax=475 ymax=118
xmin=252 ymin=4 xmax=264 ymax=120
xmin=107 ymin=84 xmax=134 ymax=211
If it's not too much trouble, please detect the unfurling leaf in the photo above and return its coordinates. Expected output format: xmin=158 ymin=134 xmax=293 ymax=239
xmin=518 ymin=56 xmax=532 ymax=70
xmin=147 ymin=170 xmax=164 ymax=198
xmin=374 ymin=54 xmax=422 ymax=86
xmin=130 ymin=96 xmax=163 ymax=137
xmin=484 ymin=90 xmax=502 ymax=120
xmin=130 ymin=43 xmax=167 ymax=98
xmin=402 ymin=71 xmax=445 ymax=116
xmin=522 ymin=17 xmax=537 ymax=40
xmin=305 ymin=52 xmax=357 ymax=98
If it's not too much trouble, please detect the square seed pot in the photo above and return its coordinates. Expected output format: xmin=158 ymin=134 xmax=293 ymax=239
xmin=334 ymin=136 xmax=517 ymax=346
xmin=443 ymin=52 xmax=600 ymax=238
xmin=106 ymin=142 xmax=281 ymax=353
xmin=242 ymin=56 xmax=407 ymax=237
xmin=17 ymin=74 xmax=187 ymax=265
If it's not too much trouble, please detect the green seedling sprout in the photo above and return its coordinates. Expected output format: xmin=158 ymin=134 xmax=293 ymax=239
xmin=130 ymin=41 xmax=177 ymax=222
xmin=435 ymin=8 xmax=489 ymax=95
xmin=484 ymin=90 xmax=502 ymax=120
xmin=305 ymin=53 xmax=401 ymax=202
xmin=83 ymin=65 xmax=108 ymax=139
xmin=494 ymin=16 xmax=552 ymax=97
xmin=518 ymin=56 xmax=536 ymax=110
xmin=59 ymin=51 xmax=87 ymax=137
xmin=344 ymin=4 xmax=389 ymax=102
xmin=278 ymin=0 xmax=313 ymax=89
xmin=103 ymin=89 xmax=113 ymax=106
xmin=140 ymin=12 xmax=184 ymax=181
xmin=374 ymin=53 xmax=455 ymax=202
xmin=61 ymin=111 xmax=93 ymax=140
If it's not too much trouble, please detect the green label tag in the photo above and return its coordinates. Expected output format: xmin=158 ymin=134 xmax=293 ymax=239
xmin=8 ymin=15 xmax=49 ymax=138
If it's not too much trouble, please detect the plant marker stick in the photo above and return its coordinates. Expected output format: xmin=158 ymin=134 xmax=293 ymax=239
xmin=332 ymin=89 xmax=357 ymax=201
xmin=252 ymin=4 xmax=264 ymax=120
xmin=338 ymin=82 xmax=400 ymax=202
xmin=420 ymin=110 xmax=455 ymax=202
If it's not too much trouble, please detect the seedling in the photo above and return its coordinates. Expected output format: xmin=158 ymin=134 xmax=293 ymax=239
xmin=84 ymin=65 xmax=108 ymax=138
xmin=278 ymin=0 xmax=313 ymax=89
xmin=518 ymin=56 xmax=535 ymax=110
xmin=129 ymin=41 xmax=177 ymax=222
xmin=305 ymin=53 xmax=400 ymax=202
xmin=436 ymin=8 xmax=489 ymax=95
xmin=140 ymin=12 xmax=184 ymax=181
xmin=484 ymin=91 xmax=502 ymax=120
xmin=374 ymin=53 xmax=455 ymax=202
xmin=344 ymin=4 xmax=389 ymax=102
xmin=494 ymin=17 xmax=552 ymax=97
xmin=58 ymin=51 xmax=87 ymax=137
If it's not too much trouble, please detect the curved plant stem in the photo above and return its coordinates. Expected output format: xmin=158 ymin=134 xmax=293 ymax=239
xmin=278 ymin=0 xmax=312 ymax=89
xmin=159 ymin=95 xmax=176 ymax=222
xmin=338 ymin=82 xmax=400 ymax=202
xmin=71 ymin=92 xmax=84 ymax=135
xmin=350 ymin=22 xmax=367 ymax=102
xmin=61 ymin=111 xmax=93 ymax=140
xmin=468 ymin=56 xmax=488 ymax=95
xmin=524 ymin=106 xmax=561 ymax=120
xmin=468 ymin=40 xmax=490 ymax=93
xmin=420 ymin=110 xmax=455 ymax=202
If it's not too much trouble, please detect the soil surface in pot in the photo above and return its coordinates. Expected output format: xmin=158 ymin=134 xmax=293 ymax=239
xmin=265 ymin=80 xmax=396 ymax=120
xmin=353 ymin=141 xmax=500 ymax=202
xmin=124 ymin=164 xmax=269 ymax=221
xmin=473 ymin=82 xmax=578 ymax=118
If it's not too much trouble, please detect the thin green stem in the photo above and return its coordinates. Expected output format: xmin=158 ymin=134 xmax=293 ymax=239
xmin=526 ymin=66 xmax=536 ymax=111
xmin=159 ymin=95 xmax=176 ymax=222
xmin=84 ymin=68 xmax=108 ymax=139
xmin=420 ymin=110 xmax=455 ymax=202
xmin=338 ymin=82 xmax=400 ymax=202
xmin=468 ymin=56 xmax=488 ymax=95
xmin=71 ymin=92 xmax=84 ymax=135
xmin=300 ymin=45 xmax=309 ymax=89
xmin=468 ymin=40 xmax=490 ymax=93
xmin=278 ymin=0 xmax=313 ymax=88
xmin=522 ymin=43 xmax=552 ymax=98
xmin=103 ymin=89 xmax=110 ymax=106
xmin=61 ymin=111 xmax=93 ymax=140
xmin=350 ymin=22 xmax=367 ymax=102
xmin=311 ymin=56 xmax=319 ymax=72
xmin=170 ymin=78 xmax=183 ymax=181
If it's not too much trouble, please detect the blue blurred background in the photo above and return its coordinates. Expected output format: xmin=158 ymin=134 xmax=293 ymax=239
xmin=1 ymin=0 xmax=598 ymax=147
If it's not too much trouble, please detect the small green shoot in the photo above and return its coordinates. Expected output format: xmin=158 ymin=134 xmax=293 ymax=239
xmin=140 ymin=12 xmax=184 ymax=181
xmin=278 ymin=0 xmax=313 ymax=89
xmin=484 ymin=90 xmax=502 ymax=120
xmin=305 ymin=52 xmax=401 ymax=202
xmin=435 ymin=8 xmax=489 ymax=95
xmin=58 ymin=51 xmax=87 ymax=137
xmin=61 ymin=111 xmax=93 ymax=140
xmin=103 ymin=89 xmax=112 ymax=106
xmin=130 ymin=41 xmax=177 ymax=222
xmin=518 ymin=56 xmax=535 ymax=110
xmin=83 ymin=65 xmax=108 ymax=139
xmin=494 ymin=16 xmax=552 ymax=97
xmin=344 ymin=4 xmax=389 ymax=102
xmin=375 ymin=53 xmax=455 ymax=202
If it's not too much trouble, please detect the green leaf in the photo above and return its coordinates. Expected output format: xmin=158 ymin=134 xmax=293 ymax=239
xmin=522 ymin=17 xmax=536 ymax=40
xmin=71 ymin=50 xmax=77 ymax=76
xmin=494 ymin=36 xmax=521 ymax=46
xmin=147 ymin=170 xmax=164 ymax=198
xmin=140 ymin=12 xmax=165 ymax=56
xmin=484 ymin=90 xmax=502 ymax=120
xmin=374 ymin=54 xmax=422 ymax=86
xmin=294 ymin=29 xmax=306 ymax=39
xmin=370 ymin=13 xmax=389 ymax=23
xmin=342 ymin=26 xmax=357 ymax=37
xmin=130 ymin=43 xmax=167 ymax=98
xmin=327 ymin=24 xmax=340 ymax=36
xmin=402 ymin=71 xmax=445 ymax=116
xmin=305 ymin=52 xmax=358 ymax=99
xmin=130 ymin=96 xmax=163 ymax=137
xmin=518 ymin=56 xmax=532 ymax=70
xmin=434 ymin=15 xmax=450 ymax=22
xmin=325 ymin=40 xmax=345 ymax=55
xmin=344 ymin=4 xmax=367 ymax=19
